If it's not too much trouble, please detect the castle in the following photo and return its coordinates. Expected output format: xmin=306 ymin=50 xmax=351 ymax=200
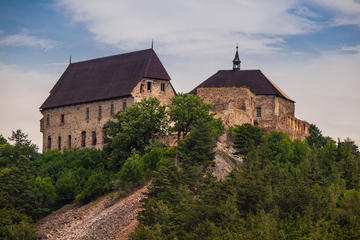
xmin=40 ymin=47 xmax=309 ymax=152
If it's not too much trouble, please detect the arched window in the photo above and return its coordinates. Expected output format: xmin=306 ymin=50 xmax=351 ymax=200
xmin=92 ymin=131 xmax=97 ymax=146
xmin=81 ymin=131 xmax=86 ymax=147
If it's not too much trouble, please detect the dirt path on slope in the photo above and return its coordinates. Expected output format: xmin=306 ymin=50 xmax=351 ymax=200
xmin=36 ymin=184 xmax=148 ymax=240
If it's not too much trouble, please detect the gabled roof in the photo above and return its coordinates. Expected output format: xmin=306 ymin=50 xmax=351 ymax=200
xmin=190 ymin=69 xmax=294 ymax=102
xmin=40 ymin=48 xmax=171 ymax=110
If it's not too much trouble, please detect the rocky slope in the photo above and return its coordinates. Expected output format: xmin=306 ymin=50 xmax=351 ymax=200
xmin=36 ymin=134 xmax=241 ymax=239
xmin=36 ymin=184 xmax=148 ymax=240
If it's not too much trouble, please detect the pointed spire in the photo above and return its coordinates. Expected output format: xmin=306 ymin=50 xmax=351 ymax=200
xmin=151 ymin=39 xmax=153 ymax=49
xmin=69 ymin=55 xmax=72 ymax=65
xmin=232 ymin=44 xmax=241 ymax=71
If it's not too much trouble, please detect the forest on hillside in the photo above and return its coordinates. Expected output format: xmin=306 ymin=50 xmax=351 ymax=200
xmin=0 ymin=94 xmax=359 ymax=240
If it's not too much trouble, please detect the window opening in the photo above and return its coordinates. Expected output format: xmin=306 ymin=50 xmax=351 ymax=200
xmin=110 ymin=103 xmax=114 ymax=116
xmin=68 ymin=135 xmax=71 ymax=149
xmin=92 ymin=131 xmax=97 ymax=146
xmin=147 ymin=82 xmax=152 ymax=91
xmin=256 ymin=107 xmax=262 ymax=118
xmin=122 ymin=101 xmax=127 ymax=110
xmin=47 ymin=136 xmax=52 ymax=150
xmin=58 ymin=136 xmax=61 ymax=150
xmin=61 ymin=114 xmax=65 ymax=125
xmin=86 ymin=107 xmax=90 ymax=120
xmin=81 ymin=131 xmax=86 ymax=147
xmin=161 ymin=83 xmax=165 ymax=92
xmin=98 ymin=106 xmax=102 ymax=120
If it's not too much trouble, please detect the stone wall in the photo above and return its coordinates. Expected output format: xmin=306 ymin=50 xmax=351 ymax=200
xmin=40 ymin=78 xmax=176 ymax=152
xmin=254 ymin=95 xmax=308 ymax=139
xmin=195 ymin=88 xmax=309 ymax=140
xmin=40 ymin=97 xmax=133 ymax=152
xmin=132 ymin=78 xmax=176 ymax=105
xmin=196 ymin=87 xmax=255 ymax=126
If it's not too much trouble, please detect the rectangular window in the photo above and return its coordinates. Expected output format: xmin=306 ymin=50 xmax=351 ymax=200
xmin=92 ymin=131 xmax=97 ymax=146
xmin=122 ymin=101 xmax=127 ymax=110
xmin=140 ymin=84 xmax=144 ymax=93
xmin=58 ymin=136 xmax=61 ymax=150
xmin=68 ymin=135 xmax=71 ymax=149
xmin=256 ymin=107 xmax=262 ymax=118
xmin=60 ymin=114 xmax=65 ymax=125
xmin=46 ymin=115 xmax=50 ymax=127
xmin=98 ymin=106 xmax=102 ymax=120
xmin=161 ymin=83 xmax=165 ymax=92
xmin=147 ymin=81 xmax=152 ymax=91
xmin=110 ymin=103 xmax=114 ymax=116
xmin=81 ymin=131 xmax=86 ymax=147
xmin=86 ymin=107 xmax=90 ymax=120
xmin=47 ymin=136 xmax=52 ymax=150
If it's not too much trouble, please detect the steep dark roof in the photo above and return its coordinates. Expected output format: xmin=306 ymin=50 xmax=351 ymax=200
xmin=190 ymin=69 xmax=294 ymax=102
xmin=41 ymin=48 xmax=171 ymax=110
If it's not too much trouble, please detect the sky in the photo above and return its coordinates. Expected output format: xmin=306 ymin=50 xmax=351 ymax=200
xmin=0 ymin=0 xmax=360 ymax=149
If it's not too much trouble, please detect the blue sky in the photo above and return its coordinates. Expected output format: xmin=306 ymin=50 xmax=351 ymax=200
xmin=1 ymin=0 xmax=360 ymax=148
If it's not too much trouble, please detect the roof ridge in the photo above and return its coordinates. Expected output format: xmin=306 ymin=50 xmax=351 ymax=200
xmin=71 ymin=48 xmax=153 ymax=65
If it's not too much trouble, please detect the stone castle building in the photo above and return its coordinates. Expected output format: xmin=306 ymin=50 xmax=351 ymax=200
xmin=40 ymin=49 xmax=176 ymax=152
xmin=40 ymin=47 xmax=308 ymax=152
xmin=190 ymin=46 xmax=309 ymax=139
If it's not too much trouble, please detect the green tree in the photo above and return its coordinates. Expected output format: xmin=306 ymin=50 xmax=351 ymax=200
xmin=104 ymin=97 xmax=167 ymax=171
xmin=233 ymin=123 xmax=263 ymax=156
xmin=0 ymin=208 xmax=36 ymax=240
xmin=0 ymin=135 xmax=7 ymax=145
xmin=168 ymin=93 xmax=221 ymax=140
xmin=177 ymin=120 xmax=220 ymax=169
xmin=306 ymin=124 xmax=327 ymax=148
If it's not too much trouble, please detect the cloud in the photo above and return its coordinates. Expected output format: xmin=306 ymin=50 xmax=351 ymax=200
xmin=56 ymin=0 xmax=319 ymax=54
xmin=0 ymin=63 xmax=57 ymax=149
xmin=308 ymin=0 xmax=360 ymax=26
xmin=0 ymin=31 xmax=57 ymax=49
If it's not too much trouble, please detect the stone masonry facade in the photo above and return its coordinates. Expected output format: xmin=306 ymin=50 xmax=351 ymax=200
xmin=40 ymin=79 xmax=175 ymax=152
xmin=196 ymin=87 xmax=309 ymax=139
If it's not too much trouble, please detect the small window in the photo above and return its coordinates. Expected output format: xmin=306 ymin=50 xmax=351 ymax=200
xmin=161 ymin=83 xmax=165 ymax=92
xmin=68 ymin=135 xmax=71 ymax=149
xmin=46 ymin=115 xmax=50 ymax=127
xmin=47 ymin=136 xmax=52 ymax=150
xmin=256 ymin=107 xmax=262 ymax=118
xmin=122 ymin=101 xmax=127 ymax=110
xmin=254 ymin=120 xmax=259 ymax=126
xmin=110 ymin=103 xmax=114 ymax=116
xmin=58 ymin=136 xmax=61 ymax=150
xmin=81 ymin=131 xmax=86 ymax=147
xmin=98 ymin=106 xmax=102 ymax=120
xmin=86 ymin=107 xmax=90 ymax=120
xmin=60 ymin=114 xmax=65 ymax=125
xmin=147 ymin=82 xmax=152 ymax=91
xmin=92 ymin=131 xmax=97 ymax=146
xmin=140 ymin=84 xmax=144 ymax=93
